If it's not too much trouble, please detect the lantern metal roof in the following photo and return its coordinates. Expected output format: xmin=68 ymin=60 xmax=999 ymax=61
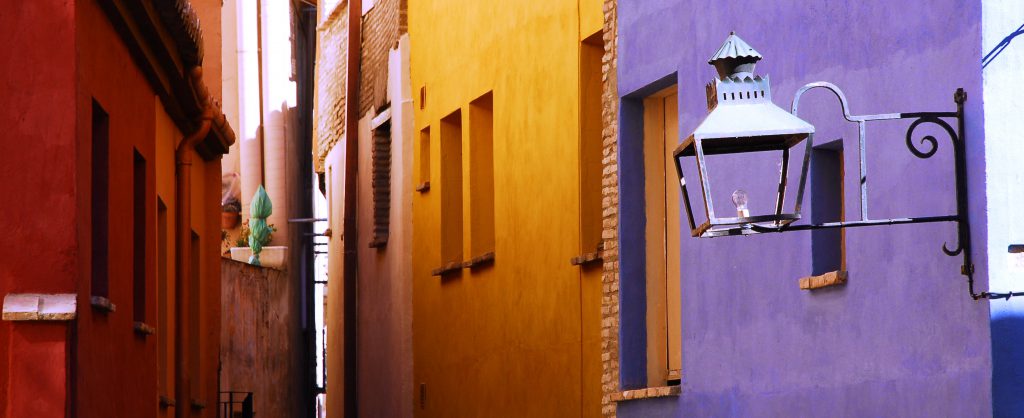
xmin=707 ymin=31 xmax=762 ymax=65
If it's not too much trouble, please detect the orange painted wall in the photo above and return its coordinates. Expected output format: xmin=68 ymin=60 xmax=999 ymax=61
xmin=154 ymin=97 xmax=179 ymax=418
xmin=73 ymin=0 xmax=159 ymax=414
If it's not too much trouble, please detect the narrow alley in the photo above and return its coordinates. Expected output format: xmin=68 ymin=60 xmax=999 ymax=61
xmin=2 ymin=1 xmax=1024 ymax=418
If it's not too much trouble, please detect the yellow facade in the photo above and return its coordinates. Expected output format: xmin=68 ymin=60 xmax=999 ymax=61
xmin=410 ymin=0 xmax=604 ymax=416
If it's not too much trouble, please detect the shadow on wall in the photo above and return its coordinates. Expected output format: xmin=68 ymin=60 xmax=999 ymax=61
xmin=992 ymin=314 xmax=1024 ymax=417
xmin=983 ymin=23 xmax=1024 ymax=68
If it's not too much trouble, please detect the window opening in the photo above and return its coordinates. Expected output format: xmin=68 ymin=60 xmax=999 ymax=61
xmin=468 ymin=92 xmax=495 ymax=259
xmin=92 ymin=100 xmax=110 ymax=300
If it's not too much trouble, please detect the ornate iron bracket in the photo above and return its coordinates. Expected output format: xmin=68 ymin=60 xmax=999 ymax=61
xmin=740 ymin=83 xmax=1004 ymax=300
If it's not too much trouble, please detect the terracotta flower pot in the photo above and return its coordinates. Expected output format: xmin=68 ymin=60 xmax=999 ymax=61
xmin=222 ymin=212 xmax=241 ymax=229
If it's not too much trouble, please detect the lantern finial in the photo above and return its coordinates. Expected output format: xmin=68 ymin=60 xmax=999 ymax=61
xmin=708 ymin=32 xmax=762 ymax=80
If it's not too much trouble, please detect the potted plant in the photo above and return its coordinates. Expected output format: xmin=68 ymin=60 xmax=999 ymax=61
xmin=229 ymin=186 xmax=287 ymax=269
xmin=222 ymin=197 xmax=242 ymax=229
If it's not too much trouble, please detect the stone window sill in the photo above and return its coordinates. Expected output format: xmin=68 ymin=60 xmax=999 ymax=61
xmin=571 ymin=243 xmax=604 ymax=266
xmin=462 ymin=251 xmax=495 ymax=269
xmin=134 ymin=321 xmax=156 ymax=336
xmin=2 ymin=293 xmax=78 ymax=321
xmin=90 ymin=296 xmax=117 ymax=314
xmin=609 ymin=385 xmax=681 ymax=402
xmin=799 ymin=270 xmax=848 ymax=290
xmin=430 ymin=261 xmax=462 ymax=276
xmin=415 ymin=181 xmax=430 ymax=193
xmin=570 ymin=251 xmax=602 ymax=266
xmin=369 ymin=237 xmax=388 ymax=248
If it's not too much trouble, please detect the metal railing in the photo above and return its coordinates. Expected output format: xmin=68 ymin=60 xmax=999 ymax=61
xmin=219 ymin=391 xmax=254 ymax=418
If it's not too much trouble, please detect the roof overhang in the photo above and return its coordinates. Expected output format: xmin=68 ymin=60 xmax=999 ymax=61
xmin=98 ymin=0 xmax=234 ymax=160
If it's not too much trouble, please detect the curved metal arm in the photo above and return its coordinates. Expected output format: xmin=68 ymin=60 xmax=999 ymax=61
xmin=903 ymin=116 xmax=964 ymax=257
xmin=792 ymin=82 xmax=900 ymax=222
xmin=790 ymin=85 xmax=989 ymax=300
xmin=792 ymin=82 xmax=856 ymax=121
xmin=905 ymin=116 xmax=957 ymax=159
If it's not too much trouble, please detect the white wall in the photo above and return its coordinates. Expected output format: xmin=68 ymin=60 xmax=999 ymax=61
xmin=983 ymin=0 xmax=1024 ymax=316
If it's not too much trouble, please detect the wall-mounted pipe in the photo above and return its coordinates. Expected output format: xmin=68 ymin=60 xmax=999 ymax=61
xmin=174 ymin=66 xmax=213 ymax=418
xmin=343 ymin=0 xmax=362 ymax=415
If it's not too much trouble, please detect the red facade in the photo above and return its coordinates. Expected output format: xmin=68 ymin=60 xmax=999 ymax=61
xmin=0 ymin=0 xmax=232 ymax=416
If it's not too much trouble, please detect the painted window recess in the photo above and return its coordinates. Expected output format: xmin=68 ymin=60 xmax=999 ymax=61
xmin=416 ymin=127 xmax=430 ymax=192
xmin=433 ymin=109 xmax=463 ymax=276
xmin=575 ymin=33 xmax=605 ymax=268
xmin=467 ymin=91 xmax=495 ymax=267
xmin=91 ymin=99 xmax=113 ymax=313
xmin=802 ymin=142 xmax=848 ymax=290
xmin=133 ymin=148 xmax=151 ymax=332
xmin=431 ymin=91 xmax=497 ymax=275
xmin=643 ymin=86 xmax=682 ymax=386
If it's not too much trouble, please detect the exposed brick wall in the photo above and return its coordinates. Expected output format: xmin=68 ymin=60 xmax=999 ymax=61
xmin=313 ymin=3 xmax=349 ymax=172
xmin=358 ymin=0 xmax=407 ymax=117
xmin=600 ymin=0 xmax=620 ymax=416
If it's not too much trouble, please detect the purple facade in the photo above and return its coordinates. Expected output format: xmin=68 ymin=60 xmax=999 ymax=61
xmin=617 ymin=1 xmax=993 ymax=416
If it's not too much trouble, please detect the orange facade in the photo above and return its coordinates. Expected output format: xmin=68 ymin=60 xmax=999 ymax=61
xmin=0 ymin=0 xmax=231 ymax=416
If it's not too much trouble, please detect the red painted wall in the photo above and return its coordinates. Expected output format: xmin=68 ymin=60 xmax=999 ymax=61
xmin=0 ymin=0 xmax=225 ymax=416
xmin=0 ymin=0 xmax=78 ymax=415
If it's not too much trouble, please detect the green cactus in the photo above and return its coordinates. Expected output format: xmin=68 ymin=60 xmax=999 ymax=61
xmin=248 ymin=185 xmax=273 ymax=266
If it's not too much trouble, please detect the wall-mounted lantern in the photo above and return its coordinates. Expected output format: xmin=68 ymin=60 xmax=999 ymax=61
xmin=672 ymin=32 xmax=1010 ymax=300
xmin=672 ymin=32 xmax=814 ymax=238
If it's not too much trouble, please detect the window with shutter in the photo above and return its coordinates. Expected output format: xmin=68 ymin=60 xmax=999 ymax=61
xmin=369 ymin=120 xmax=392 ymax=248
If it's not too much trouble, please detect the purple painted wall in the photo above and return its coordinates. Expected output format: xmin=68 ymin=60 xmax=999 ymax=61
xmin=617 ymin=1 xmax=992 ymax=416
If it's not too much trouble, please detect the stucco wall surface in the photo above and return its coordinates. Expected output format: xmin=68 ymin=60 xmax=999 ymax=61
xmin=0 ymin=0 xmax=77 ymax=413
xmin=73 ymin=1 xmax=224 ymax=416
xmin=323 ymin=139 xmax=346 ymax=418
xmin=982 ymin=0 xmax=1024 ymax=415
xmin=616 ymin=1 xmax=991 ymax=416
xmin=220 ymin=259 xmax=301 ymax=418
xmin=409 ymin=0 xmax=603 ymax=416
xmin=74 ymin=0 xmax=161 ymax=415
xmin=353 ymin=34 xmax=414 ymax=418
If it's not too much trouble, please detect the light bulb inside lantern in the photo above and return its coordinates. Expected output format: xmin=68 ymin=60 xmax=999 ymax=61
xmin=732 ymin=189 xmax=749 ymax=218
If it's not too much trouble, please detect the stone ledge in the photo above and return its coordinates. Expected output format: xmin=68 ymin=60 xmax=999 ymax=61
xmin=229 ymin=246 xmax=289 ymax=270
xmin=134 ymin=321 xmax=157 ymax=336
xmin=571 ymin=251 xmax=602 ymax=266
xmin=159 ymin=395 xmax=176 ymax=409
xmin=462 ymin=252 xmax=495 ymax=269
xmin=608 ymin=385 xmax=681 ymax=403
xmin=799 ymin=270 xmax=848 ymax=290
xmin=91 ymin=295 xmax=117 ymax=313
xmin=430 ymin=261 xmax=462 ymax=276
xmin=2 ymin=293 xmax=77 ymax=321
xmin=572 ymin=243 xmax=605 ymax=266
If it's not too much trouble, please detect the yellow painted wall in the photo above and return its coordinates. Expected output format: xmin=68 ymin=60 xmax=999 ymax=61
xmin=410 ymin=1 xmax=603 ymax=416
